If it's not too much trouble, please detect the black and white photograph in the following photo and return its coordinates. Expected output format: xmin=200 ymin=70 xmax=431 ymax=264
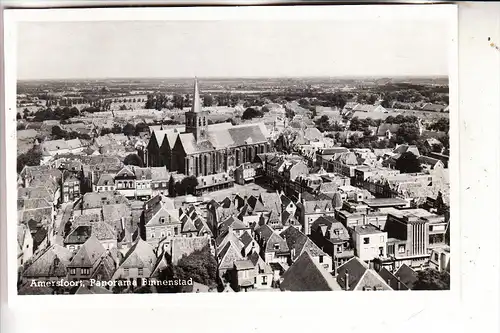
xmin=7 ymin=5 xmax=456 ymax=296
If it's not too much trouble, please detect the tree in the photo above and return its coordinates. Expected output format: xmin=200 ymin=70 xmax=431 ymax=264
xmin=203 ymin=94 xmax=214 ymax=107
xmin=396 ymin=123 xmax=420 ymax=145
xmin=17 ymin=147 xmax=42 ymax=173
xmin=314 ymin=115 xmax=332 ymax=132
xmin=172 ymin=94 xmax=185 ymax=109
xmin=157 ymin=245 xmax=217 ymax=293
xmin=413 ymin=268 xmax=450 ymax=290
xmin=51 ymin=125 xmax=67 ymax=140
xmin=122 ymin=123 xmax=135 ymax=137
xmin=395 ymin=152 xmax=421 ymax=173
xmin=168 ymin=175 xmax=176 ymax=197
xmin=428 ymin=117 xmax=449 ymax=133
xmin=431 ymin=143 xmax=444 ymax=153
xmin=112 ymin=124 xmax=122 ymax=134
xmin=123 ymin=154 xmax=143 ymax=167
xmin=180 ymin=176 xmax=198 ymax=195
xmin=241 ymin=107 xmax=263 ymax=120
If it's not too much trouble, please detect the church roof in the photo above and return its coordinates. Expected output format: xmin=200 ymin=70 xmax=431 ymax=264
xmin=192 ymin=78 xmax=202 ymax=113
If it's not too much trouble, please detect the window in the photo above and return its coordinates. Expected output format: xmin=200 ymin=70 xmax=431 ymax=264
xmin=151 ymin=233 xmax=155 ymax=239
xmin=337 ymin=245 xmax=343 ymax=253
xmin=274 ymin=243 xmax=280 ymax=250
xmin=262 ymin=276 xmax=267 ymax=285
xmin=398 ymin=244 xmax=406 ymax=254
xmin=160 ymin=232 xmax=165 ymax=238
xmin=162 ymin=182 xmax=167 ymax=187
xmin=81 ymin=268 xmax=90 ymax=275
xmin=154 ymin=183 xmax=159 ymax=188
xmin=380 ymin=236 xmax=384 ymax=242
xmin=124 ymin=268 xmax=129 ymax=276
xmin=434 ymin=253 xmax=439 ymax=261
xmin=160 ymin=217 xmax=165 ymax=224
xmin=26 ymin=244 xmax=29 ymax=249
xmin=429 ymin=225 xmax=434 ymax=232
xmin=379 ymin=247 xmax=384 ymax=256
xmin=254 ymin=277 xmax=257 ymax=284
xmin=363 ymin=237 xmax=370 ymax=245
xmin=104 ymin=186 xmax=108 ymax=191
xmin=319 ymin=255 xmax=324 ymax=263
xmin=69 ymin=268 xmax=76 ymax=275
xmin=388 ymin=244 xmax=395 ymax=255
xmin=138 ymin=268 xmax=143 ymax=276
xmin=174 ymin=227 xmax=179 ymax=235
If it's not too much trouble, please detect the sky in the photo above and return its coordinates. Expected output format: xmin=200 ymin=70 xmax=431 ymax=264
xmin=17 ymin=19 xmax=451 ymax=80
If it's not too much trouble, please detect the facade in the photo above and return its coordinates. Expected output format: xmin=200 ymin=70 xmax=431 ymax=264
xmin=352 ymin=224 xmax=388 ymax=262
xmin=61 ymin=175 xmax=81 ymax=203
xmin=144 ymin=195 xmax=182 ymax=246
xmin=296 ymin=196 xmax=335 ymax=235
xmin=382 ymin=208 xmax=447 ymax=270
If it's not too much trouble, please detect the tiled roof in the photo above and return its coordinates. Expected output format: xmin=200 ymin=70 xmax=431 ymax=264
xmin=301 ymin=199 xmax=334 ymax=214
xmin=76 ymin=192 xmax=129 ymax=210
xmin=264 ymin=232 xmax=289 ymax=254
xmin=68 ymin=235 xmax=106 ymax=268
xmin=376 ymin=124 xmax=400 ymax=136
xmin=218 ymin=241 xmax=243 ymax=270
xmin=239 ymin=231 xmax=255 ymax=248
xmin=216 ymin=230 xmax=244 ymax=253
xmin=42 ymin=139 xmax=69 ymax=152
xmin=23 ymin=245 xmax=73 ymax=278
xmin=280 ymin=226 xmax=325 ymax=261
xmin=17 ymin=129 xmax=38 ymax=140
xmin=18 ymin=198 xmax=51 ymax=210
xmin=280 ymin=251 xmax=342 ymax=291
xmin=150 ymin=167 xmax=170 ymax=181
xmin=220 ymin=216 xmax=247 ymax=232
xmin=394 ymin=264 xmax=418 ymax=289
xmin=18 ymin=207 xmax=52 ymax=224
xmin=102 ymin=203 xmax=131 ymax=223
xmin=133 ymin=167 xmax=152 ymax=180
xmin=116 ymin=166 xmax=135 ymax=178
xmin=65 ymin=225 xmax=92 ymax=245
xmin=247 ymin=252 xmax=273 ymax=274
xmin=378 ymin=267 xmax=409 ymax=290
xmin=171 ymin=237 xmax=209 ymax=265
xmin=96 ymin=173 xmax=115 ymax=186
xmin=254 ymin=224 xmax=274 ymax=243
xmin=234 ymin=259 xmax=255 ymax=270
xmin=118 ymin=238 xmax=156 ymax=271
xmin=336 ymin=257 xmax=369 ymax=291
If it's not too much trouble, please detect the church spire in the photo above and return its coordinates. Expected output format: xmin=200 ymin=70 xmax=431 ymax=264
xmin=192 ymin=77 xmax=201 ymax=113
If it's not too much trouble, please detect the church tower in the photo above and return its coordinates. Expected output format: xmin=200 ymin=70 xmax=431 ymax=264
xmin=185 ymin=78 xmax=208 ymax=143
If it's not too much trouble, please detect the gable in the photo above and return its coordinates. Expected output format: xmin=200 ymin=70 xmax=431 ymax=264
xmin=354 ymin=270 xmax=393 ymax=291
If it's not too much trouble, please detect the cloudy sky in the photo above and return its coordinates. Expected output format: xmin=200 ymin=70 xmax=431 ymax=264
xmin=17 ymin=15 xmax=452 ymax=80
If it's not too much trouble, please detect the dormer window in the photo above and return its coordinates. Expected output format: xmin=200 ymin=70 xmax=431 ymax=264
xmin=160 ymin=217 xmax=165 ymax=224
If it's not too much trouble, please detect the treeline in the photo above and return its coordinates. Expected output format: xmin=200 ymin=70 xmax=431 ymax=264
xmin=52 ymin=125 xmax=91 ymax=141
xmin=27 ymin=106 xmax=80 ymax=122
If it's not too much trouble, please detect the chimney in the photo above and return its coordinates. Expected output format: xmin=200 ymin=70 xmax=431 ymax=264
xmin=397 ymin=280 xmax=401 ymax=290
xmin=345 ymin=269 xmax=349 ymax=291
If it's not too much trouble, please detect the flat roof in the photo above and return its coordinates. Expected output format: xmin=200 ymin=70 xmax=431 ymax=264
xmin=362 ymin=198 xmax=408 ymax=207
xmin=353 ymin=224 xmax=384 ymax=235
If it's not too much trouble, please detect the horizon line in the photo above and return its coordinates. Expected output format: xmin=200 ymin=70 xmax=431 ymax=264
xmin=18 ymin=74 xmax=449 ymax=82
